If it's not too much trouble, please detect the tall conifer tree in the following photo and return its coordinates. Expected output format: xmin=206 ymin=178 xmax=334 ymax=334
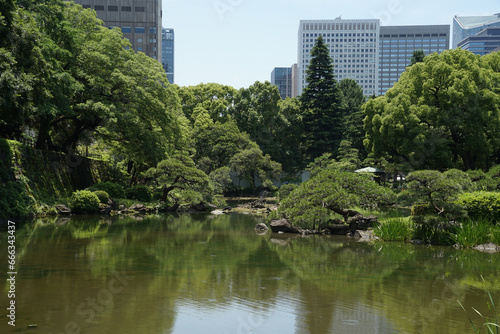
xmin=300 ymin=35 xmax=342 ymax=163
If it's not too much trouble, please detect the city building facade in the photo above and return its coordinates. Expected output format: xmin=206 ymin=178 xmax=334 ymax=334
xmin=378 ymin=25 xmax=450 ymax=95
xmin=297 ymin=19 xmax=380 ymax=97
xmin=457 ymin=27 xmax=500 ymax=55
xmin=162 ymin=28 xmax=174 ymax=83
xmin=453 ymin=14 xmax=500 ymax=48
xmin=74 ymin=0 xmax=162 ymax=61
xmin=271 ymin=67 xmax=293 ymax=99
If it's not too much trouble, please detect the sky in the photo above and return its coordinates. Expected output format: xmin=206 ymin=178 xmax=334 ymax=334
xmin=162 ymin=0 xmax=498 ymax=89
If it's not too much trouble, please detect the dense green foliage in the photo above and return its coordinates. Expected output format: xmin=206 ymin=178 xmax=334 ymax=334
xmin=0 ymin=181 xmax=34 ymax=218
xmin=456 ymin=192 xmax=500 ymax=221
xmin=277 ymin=168 xmax=394 ymax=228
xmin=125 ymin=185 xmax=152 ymax=203
xmin=300 ymin=35 xmax=343 ymax=162
xmin=70 ymin=190 xmax=100 ymax=214
xmin=144 ymin=155 xmax=211 ymax=204
xmin=364 ymin=48 xmax=500 ymax=171
xmin=88 ymin=182 xmax=125 ymax=199
xmin=93 ymin=190 xmax=110 ymax=204
xmin=405 ymin=169 xmax=473 ymax=216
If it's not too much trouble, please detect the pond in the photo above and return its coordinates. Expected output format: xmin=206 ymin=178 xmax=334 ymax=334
xmin=1 ymin=213 xmax=499 ymax=334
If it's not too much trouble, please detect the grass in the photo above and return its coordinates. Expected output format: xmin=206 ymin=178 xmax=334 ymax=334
xmin=453 ymin=218 xmax=497 ymax=248
xmin=374 ymin=217 xmax=414 ymax=241
xmin=458 ymin=277 xmax=499 ymax=334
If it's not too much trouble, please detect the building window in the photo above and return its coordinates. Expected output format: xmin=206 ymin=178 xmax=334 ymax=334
xmin=122 ymin=27 xmax=132 ymax=33
xmin=82 ymin=5 xmax=91 ymax=9
xmin=137 ymin=47 xmax=143 ymax=52
xmin=122 ymin=6 xmax=131 ymax=11
xmin=108 ymin=5 xmax=118 ymax=11
xmin=137 ymin=38 xmax=143 ymax=43
xmin=135 ymin=6 xmax=145 ymax=12
xmin=150 ymin=27 xmax=157 ymax=34
xmin=135 ymin=27 xmax=145 ymax=33
xmin=94 ymin=5 xmax=104 ymax=10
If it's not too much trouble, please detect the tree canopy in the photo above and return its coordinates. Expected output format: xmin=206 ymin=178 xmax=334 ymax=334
xmin=364 ymin=48 xmax=500 ymax=171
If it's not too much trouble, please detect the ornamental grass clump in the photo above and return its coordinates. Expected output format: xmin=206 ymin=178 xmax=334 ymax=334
xmin=453 ymin=218 xmax=496 ymax=248
xmin=374 ymin=217 xmax=413 ymax=241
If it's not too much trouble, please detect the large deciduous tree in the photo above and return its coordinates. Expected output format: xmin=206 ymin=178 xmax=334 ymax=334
xmin=300 ymin=35 xmax=343 ymax=163
xmin=364 ymin=48 xmax=500 ymax=171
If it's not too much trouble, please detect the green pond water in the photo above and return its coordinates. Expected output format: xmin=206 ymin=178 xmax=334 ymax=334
xmin=1 ymin=213 xmax=500 ymax=334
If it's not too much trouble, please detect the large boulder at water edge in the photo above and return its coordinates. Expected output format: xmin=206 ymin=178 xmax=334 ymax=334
xmin=270 ymin=219 xmax=300 ymax=234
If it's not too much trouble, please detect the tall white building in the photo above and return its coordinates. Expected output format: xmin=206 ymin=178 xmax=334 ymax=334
xmin=297 ymin=19 xmax=380 ymax=97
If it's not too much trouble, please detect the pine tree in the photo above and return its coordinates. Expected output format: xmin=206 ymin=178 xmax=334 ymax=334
xmin=300 ymin=35 xmax=342 ymax=163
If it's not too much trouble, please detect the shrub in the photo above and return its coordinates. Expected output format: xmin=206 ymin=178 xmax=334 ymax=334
xmin=125 ymin=185 xmax=152 ymax=202
xmin=278 ymin=183 xmax=298 ymax=202
xmin=412 ymin=216 xmax=456 ymax=245
xmin=93 ymin=190 xmax=110 ymax=204
xmin=88 ymin=182 xmax=125 ymax=199
xmin=456 ymin=191 xmax=500 ymax=222
xmin=70 ymin=190 xmax=100 ymax=214
xmin=411 ymin=203 xmax=432 ymax=216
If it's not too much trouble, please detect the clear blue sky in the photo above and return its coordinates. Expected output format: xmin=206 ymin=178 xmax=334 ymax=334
xmin=162 ymin=0 xmax=498 ymax=89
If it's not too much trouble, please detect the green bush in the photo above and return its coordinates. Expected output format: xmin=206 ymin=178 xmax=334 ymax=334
xmin=411 ymin=203 xmax=432 ymax=216
xmin=93 ymin=190 xmax=110 ymax=204
xmin=70 ymin=190 xmax=100 ymax=214
xmin=125 ymin=185 xmax=152 ymax=202
xmin=278 ymin=183 xmax=298 ymax=202
xmin=412 ymin=217 xmax=455 ymax=245
xmin=456 ymin=191 xmax=500 ymax=221
xmin=88 ymin=182 xmax=125 ymax=199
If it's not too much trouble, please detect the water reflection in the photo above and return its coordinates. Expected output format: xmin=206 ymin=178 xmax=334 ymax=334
xmin=0 ymin=214 xmax=499 ymax=334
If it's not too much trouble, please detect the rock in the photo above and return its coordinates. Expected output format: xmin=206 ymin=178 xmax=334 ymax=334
xmin=270 ymin=219 xmax=300 ymax=234
xmin=354 ymin=230 xmax=378 ymax=242
xmin=192 ymin=202 xmax=216 ymax=212
xmin=211 ymin=210 xmax=226 ymax=215
xmin=327 ymin=224 xmax=350 ymax=235
xmin=99 ymin=204 xmax=112 ymax=215
xmin=129 ymin=203 xmax=148 ymax=213
xmin=410 ymin=239 xmax=425 ymax=245
xmin=474 ymin=243 xmax=500 ymax=254
xmin=348 ymin=214 xmax=378 ymax=232
xmin=254 ymin=223 xmax=269 ymax=234
xmin=55 ymin=204 xmax=71 ymax=215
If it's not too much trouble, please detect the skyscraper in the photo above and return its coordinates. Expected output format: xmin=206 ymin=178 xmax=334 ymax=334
xmin=453 ymin=14 xmax=500 ymax=48
xmin=297 ymin=19 xmax=380 ymax=97
xmin=162 ymin=28 xmax=175 ymax=83
xmin=74 ymin=0 xmax=162 ymax=61
xmin=457 ymin=27 xmax=500 ymax=55
xmin=271 ymin=67 xmax=293 ymax=99
xmin=378 ymin=25 xmax=450 ymax=95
